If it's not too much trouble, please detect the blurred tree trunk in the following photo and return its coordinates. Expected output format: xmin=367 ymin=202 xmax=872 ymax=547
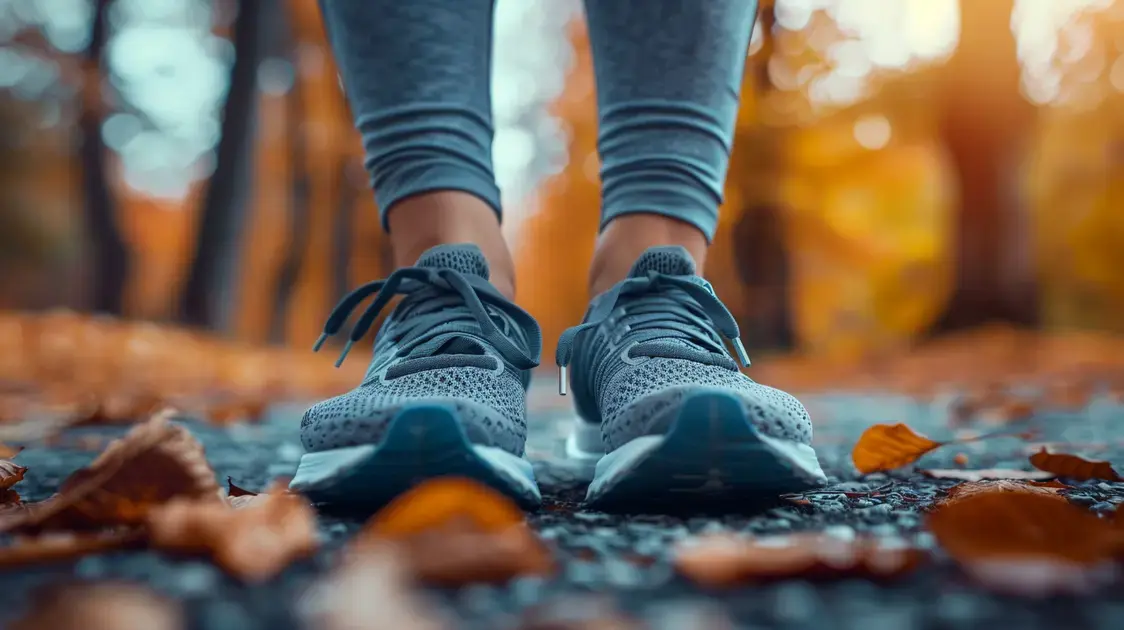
xmin=82 ymin=0 xmax=129 ymax=315
xmin=180 ymin=0 xmax=265 ymax=330
xmin=269 ymin=70 xmax=312 ymax=344
xmin=931 ymin=0 xmax=1038 ymax=332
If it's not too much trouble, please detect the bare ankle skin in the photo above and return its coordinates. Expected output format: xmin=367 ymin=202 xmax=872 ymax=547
xmin=588 ymin=214 xmax=708 ymax=297
xmin=386 ymin=191 xmax=516 ymax=299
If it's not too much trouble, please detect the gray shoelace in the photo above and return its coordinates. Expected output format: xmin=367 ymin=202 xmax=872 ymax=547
xmin=314 ymin=266 xmax=541 ymax=375
xmin=555 ymin=270 xmax=750 ymax=395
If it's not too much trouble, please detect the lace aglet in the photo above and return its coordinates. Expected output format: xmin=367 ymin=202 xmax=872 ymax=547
xmin=732 ymin=338 xmax=751 ymax=368
xmin=558 ymin=365 xmax=568 ymax=396
xmin=334 ymin=340 xmax=355 ymax=368
xmin=312 ymin=333 xmax=330 ymax=353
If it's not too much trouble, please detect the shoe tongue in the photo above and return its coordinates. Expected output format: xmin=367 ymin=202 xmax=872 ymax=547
xmin=415 ymin=244 xmax=490 ymax=279
xmin=628 ymin=245 xmax=697 ymax=278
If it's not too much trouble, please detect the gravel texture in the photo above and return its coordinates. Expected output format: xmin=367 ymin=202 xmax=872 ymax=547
xmin=2 ymin=382 xmax=1124 ymax=629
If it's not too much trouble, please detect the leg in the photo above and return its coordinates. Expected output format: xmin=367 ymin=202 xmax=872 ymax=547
xmin=560 ymin=0 xmax=825 ymax=508
xmin=321 ymin=0 xmax=516 ymax=297
xmin=584 ymin=0 xmax=755 ymax=295
xmin=292 ymin=0 xmax=542 ymax=509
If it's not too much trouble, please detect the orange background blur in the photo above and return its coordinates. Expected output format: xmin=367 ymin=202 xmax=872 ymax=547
xmin=2 ymin=0 xmax=1123 ymax=371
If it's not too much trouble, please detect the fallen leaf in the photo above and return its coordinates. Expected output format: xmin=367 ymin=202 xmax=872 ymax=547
xmin=942 ymin=479 xmax=1068 ymax=504
xmin=366 ymin=477 xmax=527 ymax=536
xmin=10 ymin=582 xmax=183 ymax=630
xmin=227 ymin=477 xmax=258 ymax=498
xmin=851 ymin=424 xmax=943 ymax=474
xmin=1029 ymin=448 xmax=1121 ymax=482
xmin=357 ymin=477 xmax=553 ymax=585
xmin=3 ymin=410 xmax=223 ymax=531
xmin=147 ymin=484 xmax=318 ymax=582
xmin=299 ymin=546 xmax=453 ymax=630
xmin=923 ymin=469 xmax=1057 ymax=482
xmin=519 ymin=596 xmax=642 ymax=630
xmin=0 ymin=459 xmax=27 ymax=491
xmin=673 ymin=533 xmax=925 ymax=587
xmin=0 ymin=529 xmax=144 ymax=568
xmin=927 ymin=491 xmax=1124 ymax=595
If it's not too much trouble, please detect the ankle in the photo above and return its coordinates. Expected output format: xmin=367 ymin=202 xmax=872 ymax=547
xmin=386 ymin=191 xmax=516 ymax=298
xmin=588 ymin=214 xmax=708 ymax=296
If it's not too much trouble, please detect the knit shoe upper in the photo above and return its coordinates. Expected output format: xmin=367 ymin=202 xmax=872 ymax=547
xmin=300 ymin=244 xmax=542 ymax=456
xmin=557 ymin=245 xmax=812 ymax=453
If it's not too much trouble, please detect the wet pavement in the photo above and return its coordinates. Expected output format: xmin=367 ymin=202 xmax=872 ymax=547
xmin=3 ymin=380 xmax=1124 ymax=629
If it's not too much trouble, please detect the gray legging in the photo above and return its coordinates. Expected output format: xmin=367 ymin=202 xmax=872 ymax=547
xmin=319 ymin=0 xmax=758 ymax=243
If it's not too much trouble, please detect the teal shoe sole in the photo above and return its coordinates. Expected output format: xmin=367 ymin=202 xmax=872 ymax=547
xmin=290 ymin=404 xmax=541 ymax=511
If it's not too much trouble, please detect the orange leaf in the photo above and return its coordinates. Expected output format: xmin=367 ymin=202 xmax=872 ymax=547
xmin=928 ymin=491 xmax=1124 ymax=595
xmin=9 ymin=582 xmax=183 ymax=630
xmin=147 ymin=485 xmax=318 ymax=582
xmin=367 ymin=477 xmax=526 ymax=537
xmin=674 ymin=533 xmax=925 ymax=587
xmin=358 ymin=477 xmax=553 ymax=585
xmin=1029 ymin=448 xmax=1121 ymax=482
xmin=942 ymin=479 xmax=1068 ymax=505
xmin=851 ymin=423 xmax=942 ymax=474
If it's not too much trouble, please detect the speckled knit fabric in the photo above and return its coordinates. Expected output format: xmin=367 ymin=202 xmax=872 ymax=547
xmin=318 ymin=0 xmax=758 ymax=240
xmin=565 ymin=246 xmax=813 ymax=452
xmin=300 ymin=245 xmax=539 ymax=456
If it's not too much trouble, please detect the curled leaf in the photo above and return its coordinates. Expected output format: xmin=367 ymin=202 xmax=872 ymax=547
xmin=10 ymin=582 xmax=183 ymax=630
xmin=851 ymin=423 xmax=942 ymax=474
xmin=942 ymin=479 xmax=1068 ymax=505
xmin=1029 ymin=448 xmax=1121 ymax=482
xmin=0 ymin=529 xmax=144 ymax=568
xmin=358 ymin=477 xmax=553 ymax=585
xmin=923 ymin=469 xmax=1056 ymax=482
xmin=0 ymin=459 xmax=27 ymax=491
xmin=928 ymin=491 xmax=1124 ymax=595
xmin=1 ymin=410 xmax=222 ymax=532
xmin=674 ymin=533 xmax=925 ymax=587
xmin=147 ymin=484 xmax=318 ymax=582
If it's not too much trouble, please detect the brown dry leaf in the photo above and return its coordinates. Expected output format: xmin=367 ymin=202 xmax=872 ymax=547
xmin=227 ymin=477 xmax=258 ymax=497
xmin=81 ymin=392 xmax=165 ymax=426
xmin=942 ymin=479 xmax=1068 ymax=505
xmin=4 ymin=410 xmax=223 ymax=531
xmin=10 ymin=582 xmax=183 ymax=630
xmin=673 ymin=533 xmax=925 ymax=587
xmin=1029 ymin=448 xmax=1121 ymax=482
xmin=0 ymin=459 xmax=27 ymax=491
xmin=851 ymin=423 xmax=943 ymax=474
xmin=147 ymin=485 xmax=318 ymax=582
xmin=519 ymin=596 xmax=642 ymax=630
xmin=928 ymin=491 xmax=1124 ymax=595
xmin=300 ymin=546 xmax=453 ymax=630
xmin=0 ymin=529 xmax=144 ymax=568
xmin=923 ymin=469 xmax=1057 ymax=482
xmin=357 ymin=477 xmax=553 ymax=585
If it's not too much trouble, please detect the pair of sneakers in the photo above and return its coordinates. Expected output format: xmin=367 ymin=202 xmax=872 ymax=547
xmin=289 ymin=244 xmax=826 ymax=510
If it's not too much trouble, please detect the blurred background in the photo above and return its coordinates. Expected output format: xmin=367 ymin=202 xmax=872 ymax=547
xmin=1 ymin=0 xmax=1123 ymax=413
